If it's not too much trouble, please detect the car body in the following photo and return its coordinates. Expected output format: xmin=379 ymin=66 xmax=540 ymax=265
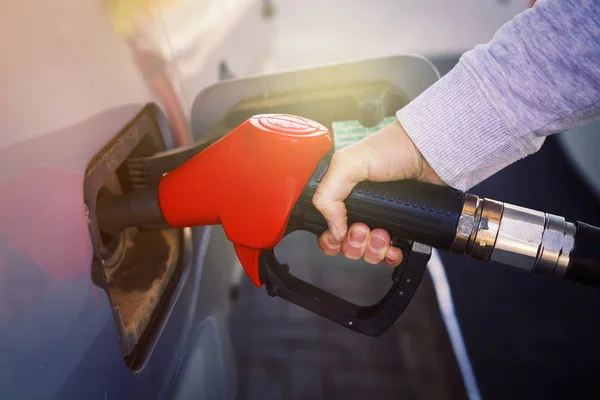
xmin=0 ymin=1 xmax=273 ymax=398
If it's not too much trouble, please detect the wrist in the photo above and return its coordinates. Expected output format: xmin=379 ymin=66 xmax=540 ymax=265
xmin=416 ymin=151 xmax=446 ymax=186
xmin=394 ymin=121 xmax=446 ymax=186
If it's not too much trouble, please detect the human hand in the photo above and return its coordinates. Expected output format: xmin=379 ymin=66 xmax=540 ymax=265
xmin=312 ymin=120 xmax=445 ymax=266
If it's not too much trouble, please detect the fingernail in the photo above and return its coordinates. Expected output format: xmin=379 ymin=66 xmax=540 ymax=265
xmin=386 ymin=254 xmax=397 ymax=264
xmin=326 ymin=235 xmax=340 ymax=249
xmin=349 ymin=227 xmax=367 ymax=247
xmin=369 ymin=234 xmax=386 ymax=251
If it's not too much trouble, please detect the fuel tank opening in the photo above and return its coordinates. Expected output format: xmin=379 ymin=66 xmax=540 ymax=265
xmin=83 ymin=105 xmax=187 ymax=371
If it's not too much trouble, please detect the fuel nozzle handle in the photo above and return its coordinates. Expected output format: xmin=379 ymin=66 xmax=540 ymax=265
xmin=290 ymin=158 xmax=466 ymax=249
xmin=290 ymin=157 xmax=600 ymax=288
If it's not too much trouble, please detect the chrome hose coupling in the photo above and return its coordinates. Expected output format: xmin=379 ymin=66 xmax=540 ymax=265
xmin=451 ymin=194 xmax=576 ymax=277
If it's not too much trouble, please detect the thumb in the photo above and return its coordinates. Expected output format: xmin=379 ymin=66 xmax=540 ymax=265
xmin=312 ymin=151 xmax=366 ymax=241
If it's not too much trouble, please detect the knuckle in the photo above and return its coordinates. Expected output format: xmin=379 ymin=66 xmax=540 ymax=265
xmin=330 ymin=150 xmax=347 ymax=165
xmin=312 ymin=190 xmax=328 ymax=210
xmin=330 ymin=150 xmax=353 ymax=171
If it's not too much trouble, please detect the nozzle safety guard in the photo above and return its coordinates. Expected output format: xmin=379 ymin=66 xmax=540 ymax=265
xmin=158 ymin=115 xmax=332 ymax=286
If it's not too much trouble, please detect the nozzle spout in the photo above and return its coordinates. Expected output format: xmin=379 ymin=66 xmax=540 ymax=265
xmin=96 ymin=187 xmax=167 ymax=236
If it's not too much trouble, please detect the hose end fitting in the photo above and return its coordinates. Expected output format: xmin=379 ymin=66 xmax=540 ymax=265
xmin=451 ymin=194 xmax=575 ymax=277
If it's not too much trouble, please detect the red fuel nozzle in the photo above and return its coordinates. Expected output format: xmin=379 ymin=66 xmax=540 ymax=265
xmin=157 ymin=114 xmax=333 ymax=286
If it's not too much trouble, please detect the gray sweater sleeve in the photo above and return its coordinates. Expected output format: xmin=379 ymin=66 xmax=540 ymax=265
xmin=396 ymin=0 xmax=600 ymax=190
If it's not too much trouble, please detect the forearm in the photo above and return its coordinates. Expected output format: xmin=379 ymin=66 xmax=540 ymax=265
xmin=397 ymin=0 xmax=600 ymax=190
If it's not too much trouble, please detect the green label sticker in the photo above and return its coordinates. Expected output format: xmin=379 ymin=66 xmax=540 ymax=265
xmin=331 ymin=117 xmax=397 ymax=150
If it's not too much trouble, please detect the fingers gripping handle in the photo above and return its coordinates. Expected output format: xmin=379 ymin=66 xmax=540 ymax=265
xmin=258 ymin=156 xmax=464 ymax=335
xmin=288 ymin=157 xmax=465 ymax=250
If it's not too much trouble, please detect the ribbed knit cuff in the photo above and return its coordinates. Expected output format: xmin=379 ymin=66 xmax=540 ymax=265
xmin=396 ymin=61 xmax=533 ymax=191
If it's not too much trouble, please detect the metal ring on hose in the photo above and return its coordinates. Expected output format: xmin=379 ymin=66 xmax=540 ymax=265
xmin=470 ymin=199 xmax=503 ymax=261
xmin=536 ymin=214 xmax=567 ymax=276
xmin=555 ymin=222 xmax=576 ymax=278
xmin=451 ymin=194 xmax=480 ymax=254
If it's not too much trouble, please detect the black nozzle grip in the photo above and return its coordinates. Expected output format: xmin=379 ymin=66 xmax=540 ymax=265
xmin=290 ymin=157 xmax=465 ymax=250
xmin=565 ymin=222 xmax=600 ymax=288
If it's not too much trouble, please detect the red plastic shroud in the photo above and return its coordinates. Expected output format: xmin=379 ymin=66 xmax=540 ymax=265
xmin=158 ymin=114 xmax=333 ymax=286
